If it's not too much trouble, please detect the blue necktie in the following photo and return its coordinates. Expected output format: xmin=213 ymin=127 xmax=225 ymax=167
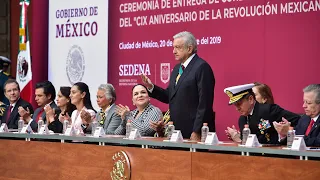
xmin=175 ymin=65 xmax=185 ymax=84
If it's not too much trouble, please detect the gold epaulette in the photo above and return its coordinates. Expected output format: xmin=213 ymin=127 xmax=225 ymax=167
xmin=3 ymin=72 xmax=9 ymax=76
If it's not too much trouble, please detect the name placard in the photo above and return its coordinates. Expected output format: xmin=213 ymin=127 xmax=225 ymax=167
xmin=93 ymin=127 xmax=105 ymax=137
xmin=291 ymin=136 xmax=307 ymax=151
xmin=0 ymin=123 xmax=8 ymax=133
xmin=38 ymin=125 xmax=49 ymax=135
xmin=169 ymin=130 xmax=183 ymax=143
xmin=20 ymin=124 xmax=33 ymax=134
xmin=64 ymin=125 xmax=75 ymax=136
xmin=128 ymin=128 xmax=141 ymax=140
xmin=204 ymin=132 xmax=219 ymax=145
xmin=245 ymin=134 xmax=261 ymax=147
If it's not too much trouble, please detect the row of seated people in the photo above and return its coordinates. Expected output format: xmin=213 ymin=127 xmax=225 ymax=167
xmin=1 ymin=79 xmax=162 ymax=136
xmin=1 ymin=78 xmax=320 ymax=147
xmin=224 ymin=83 xmax=320 ymax=147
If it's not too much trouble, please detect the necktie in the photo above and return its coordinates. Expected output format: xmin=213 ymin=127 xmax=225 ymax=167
xmin=175 ymin=65 xmax=185 ymax=84
xmin=305 ymin=119 xmax=315 ymax=136
xmin=99 ymin=109 xmax=106 ymax=126
xmin=36 ymin=108 xmax=44 ymax=122
xmin=6 ymin=105 xmax=13 ymax=124
xmin=246 ymin=115 xmax=252 ymax=124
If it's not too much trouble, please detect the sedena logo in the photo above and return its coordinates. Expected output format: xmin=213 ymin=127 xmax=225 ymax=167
xmin=119 ymin=64 xmax=150 ymax=76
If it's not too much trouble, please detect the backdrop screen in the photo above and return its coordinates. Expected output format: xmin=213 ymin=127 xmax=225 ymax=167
xmin=106 ymin=0 xmax=319 ymax=139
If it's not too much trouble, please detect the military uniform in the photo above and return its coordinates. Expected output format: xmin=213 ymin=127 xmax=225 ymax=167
xmin=224 ymin=83 xmax=300 ymax=144
xmin=0 ymin=56 xmax=11 ymax=106
xmin=238 ymin=103 xmax=300 ymax=144
xmin=0 ymin=70 xmax=9 ymax=105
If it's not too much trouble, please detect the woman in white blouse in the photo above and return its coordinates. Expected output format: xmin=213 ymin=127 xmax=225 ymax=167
xmin=70 ymin=82 xmax=96 ymax=135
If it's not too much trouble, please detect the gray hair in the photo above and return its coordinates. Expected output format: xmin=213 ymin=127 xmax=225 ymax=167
xmin=303 ymin=84 xmax=320 ymax=104
xmin=173 ymin=31 xmax=197 ymax=53
xmin=98 ymin=83 xmax=116 ymax=104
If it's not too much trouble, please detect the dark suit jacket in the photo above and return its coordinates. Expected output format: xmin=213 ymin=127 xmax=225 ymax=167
xmin=151 ymin=54 xmax=215 ymax=138
xmin=30 ymin=102 xmax=62 ymax=133
xmin=2 ymin=98 xmax=34 ymax=129
xmin=295 ymin=115 xmax=320 ymax=147
xmin=239 ymin=103 xmax=300 ymax=144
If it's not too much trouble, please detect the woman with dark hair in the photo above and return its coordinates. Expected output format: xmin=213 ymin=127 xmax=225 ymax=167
xmin=252 ymin=82 xmax=275 ymax=104
xmin=59 ymin=86 xmax=76 ymax=117
xmin=45 ymin=86 xmax=77 ymax=133
xmin=69 ymin=82 xmax=96 ymax=135
xmin=115 ymin=84 xmax=163 ymax=136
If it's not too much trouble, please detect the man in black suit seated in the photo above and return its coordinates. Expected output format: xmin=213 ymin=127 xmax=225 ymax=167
xmin=275 ymin=84 xmax=320 ymax=147
xmin=224 ymin=83 xmax=300 ymax=144
xmin=19 ymin=81 xmax=61 ymax=133
xmin=141 ymin=31 xmax=215 ymax=141
xmin=2 ymin=79 xmax=33 ymax=129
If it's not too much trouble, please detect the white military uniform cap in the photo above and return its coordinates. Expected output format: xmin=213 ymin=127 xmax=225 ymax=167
xmin=224 ymin=83 xmax=254 ymax=104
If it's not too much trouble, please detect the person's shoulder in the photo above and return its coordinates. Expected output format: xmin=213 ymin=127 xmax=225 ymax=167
xmin=0 ymin=71 xmax=9 ymax=78
xmin=50 ymin=101 xmax=58 ymax=108
xmin=87 ymin=109 xmax=96 ymax=116
xmin=2 ymin=71 xmax=9 ymax=76
xmin=193 ymin=55 xmax=211 ymax=67
xmin=18 ymin=98 xmax=32 ymax=106
xmin=147 ymin=104 xmax=161 ymax=113
xmin=238 ymin=115 xmax=247 ymax=124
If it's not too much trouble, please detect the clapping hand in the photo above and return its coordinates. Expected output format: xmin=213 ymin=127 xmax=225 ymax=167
xmin=80 ymin=110 xmax=93 ymax=124
xmin=225 ymin=125 xmax=241 ymax=143
xmin=273 ymin=117 xmax=290 ymax=138
xmin=44 ymin=104 xmax=55 ymax=123
xmin=116 ymin=104 xmax=130 ymax=120
xmin=59 ymin=113 xmax=71 ymax=123
xmin=18 ymin=106 xmax=31 ymax=123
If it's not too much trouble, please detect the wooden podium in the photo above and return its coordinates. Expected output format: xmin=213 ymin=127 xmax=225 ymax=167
xmin=0 ymin=133 xmax=319 ymax=180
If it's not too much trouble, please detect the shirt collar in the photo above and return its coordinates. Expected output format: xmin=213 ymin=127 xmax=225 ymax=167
xmin=312 ymin=114 xmax=319 ymax=122
xmin=9 ymin=98 xmax=20 ymax=108
xmin=182 ymin=54 xmax=195 ymax=68
xmin=249 ymin=102 xmax=256 ymax=116
xmin=103 ymin=103 xmax=114 ymax=113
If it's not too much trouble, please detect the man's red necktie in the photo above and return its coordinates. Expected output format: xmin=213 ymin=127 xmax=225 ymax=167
xmin=305 ymin=119 xmax=315 ymax=136
xmin=36 ymin=108 xmax=44 ymax=122
xmin=6 ymin=105 xmax=13 ymax=124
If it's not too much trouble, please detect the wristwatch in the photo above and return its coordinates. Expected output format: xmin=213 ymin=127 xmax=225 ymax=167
xmin=81 ymin=123 xmax=87 ymax=130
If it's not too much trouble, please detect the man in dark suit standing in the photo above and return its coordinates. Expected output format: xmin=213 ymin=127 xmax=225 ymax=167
xmin=224 ymin=83 xmax=300 ymax=144
xmin=19 ymin=81 xmax=61 ymax=132
xmin=2 ymin=79 xmax=33 ymax=129
xmin=141 ymin=31 xmax=215 ymax=140
xmin=275 ymin=84 xmax=320 ymax=146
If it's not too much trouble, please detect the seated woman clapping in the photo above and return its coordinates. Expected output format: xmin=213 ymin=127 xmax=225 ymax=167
xmin=69 ymin=82 xmax=96 ymax=135
xmin=45 ymin=86 xmax=76 ymax=133
xmin=94 ymin=83 xmax=122 ymax=134
xmin=115 ymin=84 xmax=163 ymax=136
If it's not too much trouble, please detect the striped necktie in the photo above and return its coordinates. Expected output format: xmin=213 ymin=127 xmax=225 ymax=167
xmin=175 ymin=65 xmax=185 ymax=84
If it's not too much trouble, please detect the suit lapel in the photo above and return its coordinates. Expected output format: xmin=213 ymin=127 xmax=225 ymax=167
xmin=104 ymin=105 xmax=115 ymax=129
xmin=309 ymin=116 xmax=320 ymax=134
xmin=249 ymin=103 xmax=260 ymax=133
xmin=8 ymin=106 xmax=18 ymax=125
xmin=170 ymin=55 xmax=197 ymax=100
xmin=7 ymin=99 xmax=22 ymax=125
